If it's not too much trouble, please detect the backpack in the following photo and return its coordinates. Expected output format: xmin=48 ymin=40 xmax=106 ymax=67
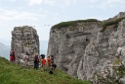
xmin=49 ymin=70 xmax=53 ymax=74
xmin=40 ymin=54 xmax=45 ymax=59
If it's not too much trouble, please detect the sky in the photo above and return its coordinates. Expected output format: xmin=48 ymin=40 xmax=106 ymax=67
xmin=0 ymin=0 xmax=125 ymax=44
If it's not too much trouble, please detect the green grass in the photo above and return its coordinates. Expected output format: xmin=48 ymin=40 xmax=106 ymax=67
xmin=112 ymin=59 xmax=122 ymax=65
xmin=100 ymin=17 xmax=125 ymax=32
xmin=51 ymin=17 xmax=125 ymax=32
xmin=52 ymin=19 xmax=101 ymax=29
xmin=0 ymin=57 xmax=90 ymax=84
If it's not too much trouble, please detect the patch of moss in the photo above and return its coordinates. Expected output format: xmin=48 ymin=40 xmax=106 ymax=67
xmin=52 ymin=19 xmax=101 ymax=29
xmin=100 ymin=17 xmax=125 ymax=32
xmin=112 ymin=59 xmax=122 ymax=65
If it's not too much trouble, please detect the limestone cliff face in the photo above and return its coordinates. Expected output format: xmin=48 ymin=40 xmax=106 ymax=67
xmin=48 ymin=12 xmax=125 ymax=81
xmin=11 ymin=26 xmax=39 ymax=66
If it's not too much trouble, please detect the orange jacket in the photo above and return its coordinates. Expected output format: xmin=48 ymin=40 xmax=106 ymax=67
xmin=47 ymin=58 xmax=51 ymax=65
xmin=41 ymin=58 xmax=46 ymax=66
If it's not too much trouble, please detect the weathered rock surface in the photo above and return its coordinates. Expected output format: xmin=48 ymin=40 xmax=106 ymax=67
xmin=94 ymin=59 xmax=125 ymax=84
xmin=48 ymin=12 xmax=125 ymax=82
xmin=11 ymin=26 xmax=39 ymax=66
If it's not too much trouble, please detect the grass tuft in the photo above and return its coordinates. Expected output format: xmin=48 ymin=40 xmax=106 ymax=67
xmin=100 ymin=17 xmax=125 ymax=32
xmin=52 ymin=19 xmax=101 ymax=29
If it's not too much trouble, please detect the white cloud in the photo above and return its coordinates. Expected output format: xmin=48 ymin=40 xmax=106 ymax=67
xmin=87 ymin=0 xmax=125 ymax=9
xmin=102 ymin=0 xmax=125 ymax=7
xmin=7 ymin=0 xmax=16 ymax=2
xmin=95 ymin=0 xmax=125 ymax=10
xmin=87 ymin=0 xmax=97 ymax=3
xmin=29 ymin=0 xmax=44 ymax=6
xmin=28 ymin=0 xmax=56 ymax=6
xmin=64 ymin=0 xmax=77 ymax=6
xmin=0 ymin=8 xmax=45 ymax=21
xmin=28 ymin=0 xmax=77 ymax=6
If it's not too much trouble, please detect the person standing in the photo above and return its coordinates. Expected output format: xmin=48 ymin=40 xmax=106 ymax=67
xmin=24 ymin=53 xmax=29 ymax=68
xmin=10 ymin=50 xmax=15 ymax=63
xmin=51 ymin=55 xmax=54 ymax=64
xmin=41 ymin=57 xmax=47 ymax=71
xmin=34 ymin=54 xmax=39 ymax=70
xmin=50 ymin=55 xmax=57 ymax=73
xmin=47 ymin=56 xmax=51 ymax=69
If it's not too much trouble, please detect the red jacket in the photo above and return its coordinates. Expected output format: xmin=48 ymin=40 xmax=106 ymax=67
xmin=10 ymin=54 xmax=15 ymax=61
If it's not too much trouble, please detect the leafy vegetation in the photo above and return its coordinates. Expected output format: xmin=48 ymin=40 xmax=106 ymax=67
xmin=100 ymin=17 xmax=125 ymax=32
xmin=52 ymin=19 xmax=101 ymax=29
xmin=0 ymin=57 xmax=90 ymax=84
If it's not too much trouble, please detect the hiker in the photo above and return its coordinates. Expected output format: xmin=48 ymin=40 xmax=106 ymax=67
xmin=49 ymin=63 xmax=57 ymax=74
xmin=24 ymin=53 xmax=29 ymax=68
xmin=47 ymin=56 xmax=51 ymax=68
xmin=51 ymin=55 xmax=57 ymax=70
xmin=52 ymin=64 xmax=57 ymax=71
xmin=10 ymin=50 xmax=15 ymax=62
xmin=49 ymin=55 xmax=57 ymax=74
xmin=40 ymin=54 xmax=45 ymax=67
xmin=34 ymin=54 xmax=39 ymax=69
xmin=51 ymin=55 xmax=54 ymax=64
xmin=46 ymin=56 xmax=51 ymax=70
xmin=41 ymin=57 xmax=47 ymax=71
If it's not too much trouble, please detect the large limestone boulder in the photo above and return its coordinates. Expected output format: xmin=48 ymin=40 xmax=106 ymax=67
xmin=48 ymin=20 xmax=102 ymax=78
xmin=11 ymin=26 xmax=39 ymax=66
xmin=48 ymin=12 xmax=125 ymax=82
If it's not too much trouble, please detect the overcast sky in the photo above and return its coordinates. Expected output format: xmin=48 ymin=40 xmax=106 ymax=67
xmin=0 ymin=0 xmax=125 ymax=42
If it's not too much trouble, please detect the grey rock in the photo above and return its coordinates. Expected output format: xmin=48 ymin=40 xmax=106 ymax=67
xmin=11 ymin=26 xmax=39 ymax=67
xmin=48 ymin=12 xmax=125 ymax=82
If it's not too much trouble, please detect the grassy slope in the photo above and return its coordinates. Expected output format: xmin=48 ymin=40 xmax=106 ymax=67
xmin=52 ymin=19 xmax=101 ymax=29
xmin=0 ymin=57 xmax=90 ymax=84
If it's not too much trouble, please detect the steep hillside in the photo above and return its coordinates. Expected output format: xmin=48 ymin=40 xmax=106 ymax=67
xmin=0 ymin=57 xmax=90 ymax=84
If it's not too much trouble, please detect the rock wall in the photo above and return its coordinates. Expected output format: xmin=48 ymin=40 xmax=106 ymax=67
xmin=11 ymin=26 xmax=39 ymax=66
xmin=48 ymin=12 xmax=125 ymax=81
